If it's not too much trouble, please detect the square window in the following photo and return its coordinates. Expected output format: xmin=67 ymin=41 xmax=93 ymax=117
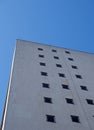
xmin=66 ymin=98 xmax=74 ymax=104
xmin=72 ymin=65 xmax=78 ymax=69
xmin=65 ymin=51 xmax=70 ymax=54
xmin=46 ymin=115 xmax=56 ymax=123
xmin=59 ymin=73 xmax=65 ymax=78
xmin=56 ymin=64 xmax=62 ymax=68
xmin=86 ymin=99 xmax=94 ymax=105
xmin=44 ymin=97 xmax=52 ymax=103
xmin=68 ymin=58 xmax=74 ymax=61
xmin=75 ymin=75 xmax=82 ymax=79
xmin=38 ymin=48 xmax=43 ymax=51
xmin=41 ymin=72 xmax=48 ymax=76
xmin=54 ymin=56 xmax=59 ymax=59
xmin=42 ymin=83 xmax=49 ymax=88
xmin=71 ymin=115 xmax=80 ymax=123
xmin=39 ymin=54 xmax=44 ymax=58
xmin=40 ymin=62 xmax=46 ymax=66
xmin=80 ymin=86 xmax=88 ymax=91
xmin=62 ymin=84 xmax=69 ymax=90
xmin=52 ymin=49 xmax=57 ymax=52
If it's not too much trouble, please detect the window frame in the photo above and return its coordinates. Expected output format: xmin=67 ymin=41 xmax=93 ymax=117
xmin=42 ymin=83 xmax=49 ymax=88
xmin=62 ymin=84 xmax=69 ymax=90
xmin=39 ymin=54 xmax=44 ymax=58
xmin=46 ymin=115 xmax=56 ymax=123
xmin=66 ymin=98 xmax=74 ymax=104
xmin=71 ymin=115 xmax=80 ymax=123
xmin=40 ymin=62 xmax=46 ymax=66
xmin=54 ymin=56 xmax=59 ymax=59
xmin=52 ymin=49 xmax=57 ymax=52
xmin=41 ymin=72 xmax=48 ymax=76
xmin=65 ymin=51 xmax=71 ymax=54
xmin=59 ymin=73 xmax=65 ymax=78
xmin=80 ymin=85 xmax=88 ymax=91
xmin=44 ymin=97 xmax=52 ymax=103
xmin=75 ymin=75 xmax=82 ymax=79
xmin=68 ymin=58 xmax=74 ymax=61
xmin=86 ymin=99 xmax=94 ymax=105
xmin=56 ymin=64 xmax=62 ymax=68
xmin=71 ymin=65 xmax=78 ymax=69
xmin=38 ymin=48 xmax=43 ymax=51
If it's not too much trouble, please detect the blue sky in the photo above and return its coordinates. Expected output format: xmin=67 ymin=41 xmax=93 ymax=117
xmin=0 ymin=0 xmax=94 ymax=122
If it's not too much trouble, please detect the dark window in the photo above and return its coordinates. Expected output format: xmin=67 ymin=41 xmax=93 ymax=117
xmin=71 ymin=115 xmax=80 ymax=123
xmin=68 ymin=58 xmax=74 ymax=61
xmin=62 ymin=84 xmax=69 ymax=90
xmin=38 ymin=48 xmax=43 ymax=51
xmin=41 ymin=72 xmax=48 ymax=76
xmin=42 ymin=83 xmax=49 ymax=88
xmin=75 ymin=75 xmax=82 ymax=79
xmin=59 ymin=73 xmax=65 ymax=78
xmin=40 ymin=62 xmax=46 ymax=66
xmin=86 ymin=99 xmax=94 ymax=105
xmin=39 ymin=54 xmax=44 ymax=58
xmin=54 ymin=56 xmax=59 ymax=59
xmin=46 ymin=115 xmax=56 ymax=123
xmin=56 ymin=64 xmax=62 ymax=68
xmin=72 ymin=65 xmax=78 ymax=69
xmin=65 ymin=51 xmax=70 ymax=54
xmin=44 ymin=97 xmax=52 ymax=103
xmin=80 ymin=86 xmax=88 ymax=91
xmin=66 ymin=98 xmax=74 ymax=104
xmin=52 ymin=49 xmax=57 ymax=52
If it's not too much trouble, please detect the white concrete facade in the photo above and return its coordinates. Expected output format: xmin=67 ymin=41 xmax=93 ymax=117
xmin=2 ymin=40 xmax=94 ymax=130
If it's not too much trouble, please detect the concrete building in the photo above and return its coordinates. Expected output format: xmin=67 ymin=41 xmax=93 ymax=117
xmin=1 ymin=39 xmax=94 ymax=130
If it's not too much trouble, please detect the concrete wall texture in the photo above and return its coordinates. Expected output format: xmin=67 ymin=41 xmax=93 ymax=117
xmin=2 ymin=40 xmax=94 ymax=130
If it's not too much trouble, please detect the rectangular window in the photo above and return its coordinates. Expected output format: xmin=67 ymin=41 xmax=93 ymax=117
xmin=46 ymin=115 xmax=56 ymax=123
xmin=68 ymin=58 xmax=74 ymax=61
xmin=38 ymin=48 xmax=43 ymax=51
xmin=41 ymin=72 xmax=48 ymax=76
xmin=39 ymin=54 xmax=44 ymax=58
xmin=54 ymin=56 xmax=59 ymax=59
xmin=65 ymin=51 xmax=70 ymax=54
xmin=44 ymin=97 xmax=52 ymax=103
xmin=71 ymin=115 xmax=80 ymax=123
xmin=59 ymin=73 xmax=65 ymax=78
xmin=40 ymin=62 xmax=46 ymax=66
xmin=52 ymin=49 xmax=57 ymax=52
xmin=42 ymin=83 xmax=49 ymax=88
xmin=86 ymin=99 xmax=94 ymax=105
xmin=62 ymin=84 xmax=69 ymax=90
xmin=66 ymin=98 xmax=74 ymax=104
xmin=56 ymin=64 xmax=62 ymax=68
xmin=80 ymin=85 xmax=88 ymax=91
xmin=71 ymin=65 xmax=78 ymax=69
xmin=75 ymin=75 xmax=82 ymax=79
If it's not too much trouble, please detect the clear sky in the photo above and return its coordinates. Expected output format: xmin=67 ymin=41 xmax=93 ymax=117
xmin=0 ymin=0 xmax=94 ymax=122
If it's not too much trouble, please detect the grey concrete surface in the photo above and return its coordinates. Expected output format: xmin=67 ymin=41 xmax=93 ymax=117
xmin=2 ymin=40 xmax=94 ymax=130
